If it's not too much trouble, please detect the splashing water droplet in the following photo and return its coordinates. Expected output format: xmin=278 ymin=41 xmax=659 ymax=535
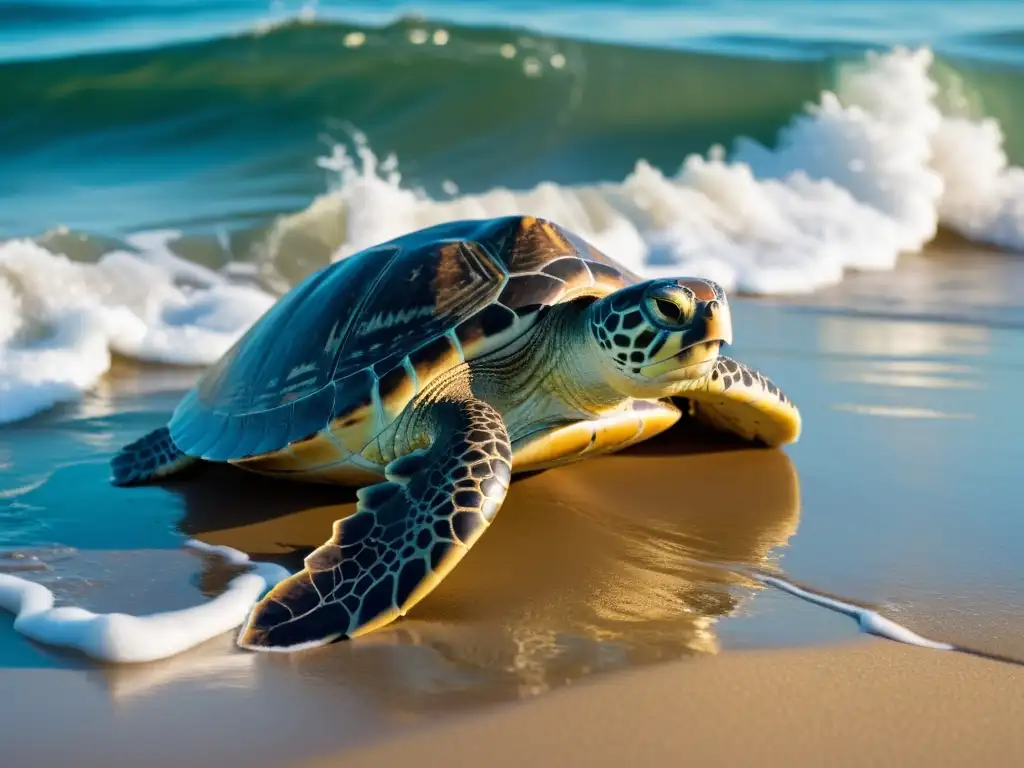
xmin=522 ymin=57 xmax=542 ymax=77
xmin=343 ymin=31 xmax=366 ymax=49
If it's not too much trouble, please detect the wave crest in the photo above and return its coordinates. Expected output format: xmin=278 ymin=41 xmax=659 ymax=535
xmin=2 ymin=46 xmax=1023 ymax=425
xmin=261 ymin=48 xmax=1023 ymax=291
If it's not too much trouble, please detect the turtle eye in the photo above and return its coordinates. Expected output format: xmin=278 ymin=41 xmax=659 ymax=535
xmin=654 ymin=298 xmax=682 ymax=323
xmin=643 ymin=287 xmax=695 ymax=329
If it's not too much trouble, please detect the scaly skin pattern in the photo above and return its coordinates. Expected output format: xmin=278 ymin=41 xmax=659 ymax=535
xmin=674 ymin=355 xmax=801 ymax=446
xmin=110 ymin=426 xmax=198 ymax=487
xmin=239 ymin=378 xmax=513 ymax=650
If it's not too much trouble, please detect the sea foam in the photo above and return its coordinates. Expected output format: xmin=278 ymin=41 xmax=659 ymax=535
xmin=0 ymin=541 xmax=961 ymax=663
xmin=757 ymin=575 xmax=954 ymax=651
xmin=0 ymin=233 xmax=275 ymax=424
xmin=2 ymin=47 xmax=1023 ymax=426
xmin=0 ymin=540 xmax=290 ymax=663
xmin=265 ymin=47 xmax=1023 ymax=294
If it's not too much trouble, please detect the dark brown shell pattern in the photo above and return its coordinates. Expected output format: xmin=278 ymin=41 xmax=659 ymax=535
xmin=168 ymin=216 xmax=640 ymax=462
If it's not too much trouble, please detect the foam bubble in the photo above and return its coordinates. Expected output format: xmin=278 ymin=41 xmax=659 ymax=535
xmin=0 ymin=235 xmax=275 ymax=424
xmin=758 ymin=575 xmax=954 ymax=651
xmin=0 ymin=541 xmax=290 ymax=663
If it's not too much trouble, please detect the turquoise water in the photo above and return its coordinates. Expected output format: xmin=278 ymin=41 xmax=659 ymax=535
xmin=1 ymin=1 xmax=1023 ymax=238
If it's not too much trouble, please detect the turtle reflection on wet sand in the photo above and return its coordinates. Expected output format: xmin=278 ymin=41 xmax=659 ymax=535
xmin=118 ymin=443 xmax=800 ymax=712
xmin=111 ymin=215 xmax=801 ymax=651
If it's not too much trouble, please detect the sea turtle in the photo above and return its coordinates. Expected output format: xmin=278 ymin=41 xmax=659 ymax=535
xmin=111 ymin=215 xmax=801 ymax=652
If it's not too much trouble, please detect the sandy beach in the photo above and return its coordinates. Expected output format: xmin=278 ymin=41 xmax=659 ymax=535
xmin=2 ymin=243 xmax=1023 ymax=766
xmin=316 ymin=641 xmax=1024 ymax=768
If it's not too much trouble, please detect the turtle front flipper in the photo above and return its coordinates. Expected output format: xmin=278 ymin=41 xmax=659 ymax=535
xmin=110 ymin=426 xmax=199 ymax=486
xmin=238 ymin=397 xmax=512 ymax=652
xmin=675 ymin=356 xmax=801 ymax=447
xmin=511 ymin=400 xmax=683 ymax=473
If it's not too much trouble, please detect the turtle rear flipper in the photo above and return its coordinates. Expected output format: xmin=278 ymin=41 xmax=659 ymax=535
xmin=677 ymin=355 xmax=801 ymax=447
xmin=110 ymin=426 xmax=199 ymax=486
xmin=238 ymin=396 xmax=512 ymax=652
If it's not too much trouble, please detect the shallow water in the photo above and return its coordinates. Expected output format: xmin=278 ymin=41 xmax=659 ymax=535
xmin=0 ymin=368 xmax=805 ymax=674
xmin=3 ymin=249 xmax=1023 ymax=754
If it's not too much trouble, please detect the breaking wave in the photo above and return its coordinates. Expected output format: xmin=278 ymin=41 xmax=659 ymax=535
xmin=2 ymin=43 xmax=1023 ymax=425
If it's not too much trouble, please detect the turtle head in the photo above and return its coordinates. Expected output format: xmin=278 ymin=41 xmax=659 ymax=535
xmin=586 ymin=278 xmax=732 ymax=397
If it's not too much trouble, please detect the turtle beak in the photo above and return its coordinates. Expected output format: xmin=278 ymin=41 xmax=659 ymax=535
xmin=675 ymin=278 xmax=733 ymax=346
xmin=702 ymin=296 xmax=733 ymax=346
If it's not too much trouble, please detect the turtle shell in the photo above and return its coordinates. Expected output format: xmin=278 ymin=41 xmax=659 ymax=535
xmin=169 ymin=215 xmax=639 ymax=462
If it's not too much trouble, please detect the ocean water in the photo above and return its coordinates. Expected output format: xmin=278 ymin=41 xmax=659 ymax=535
xmin=1 ymin=1 xmax=1024 ymax=717
xmin=2 ymin=1 xmax=1024 ymax=423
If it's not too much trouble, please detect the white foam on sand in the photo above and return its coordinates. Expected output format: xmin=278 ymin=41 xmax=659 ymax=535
xmin=758 ymin=575 xmax=955 ymax=651
xmin=0 ymin=540 xmax=290 ymax=663
xmin=0 ymin=543 xmax=960 ymax=662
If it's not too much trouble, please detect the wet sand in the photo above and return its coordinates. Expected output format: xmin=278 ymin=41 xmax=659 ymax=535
xmin=2 ymin=244 xmax=1024 ymax=765
xmin=317 ymin=640 xmax=1024 ymax=768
